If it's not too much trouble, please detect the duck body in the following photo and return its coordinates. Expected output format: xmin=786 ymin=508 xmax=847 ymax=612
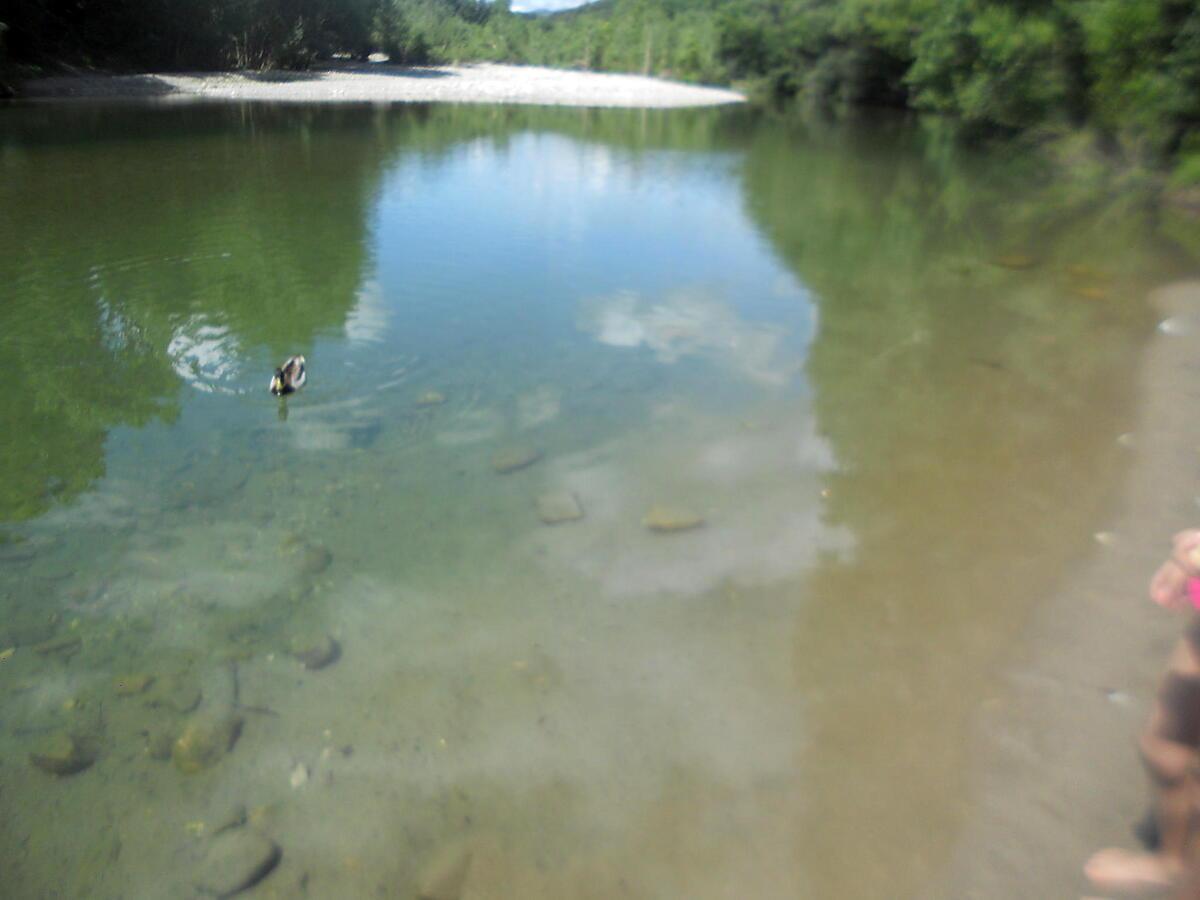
xmin=270 ymin=355 xmax=306 ymax=396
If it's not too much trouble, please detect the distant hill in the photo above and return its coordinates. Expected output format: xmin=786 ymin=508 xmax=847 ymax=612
xmin=539 ymin=0 xmax=613 ymax=20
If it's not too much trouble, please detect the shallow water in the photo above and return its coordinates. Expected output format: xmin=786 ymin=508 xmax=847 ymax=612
xmin=0 ymin=101 xmax=1195 ymax=898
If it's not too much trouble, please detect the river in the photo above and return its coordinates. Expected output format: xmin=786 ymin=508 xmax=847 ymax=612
xmin=0 ymin=100 xmax=1195 ymax=898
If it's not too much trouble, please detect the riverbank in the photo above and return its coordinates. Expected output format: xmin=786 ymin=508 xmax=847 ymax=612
xmin=932 ymin=281 xmax=1200 ymax=897
xmin=15 ymin=62 xmax=746 ymax=108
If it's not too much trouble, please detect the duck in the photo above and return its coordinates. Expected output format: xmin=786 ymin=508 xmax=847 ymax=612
xmin=269 ymin=355 xmax=306 ymax=396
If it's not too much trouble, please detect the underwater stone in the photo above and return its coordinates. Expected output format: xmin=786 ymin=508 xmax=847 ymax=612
xmin=33 ymin=634 xmax=81 ymax=657
xmin=212 ymin=804 xmax=248 ymax=836
xmin=491 ymin=447 xmax=543 ymax=474
xmin=30 ymin=732 xmax=96 ymax=776
xmin=173 ymin=712 xmax=242 ymax=775
xmin=113 ymin=673 xmax=154 ymax=697
xmin=1159 ymin=316 xmax=1198 ymax=336
xmin=290 ymin=634 xmax=339 ymax=671
xmin=1067 ymin=263 xmax=1106 ymax=280
xmin=146 ymin=675 xmax=202 ymax=714
xmin=165 ymin=466 xmax=250 ymax=513
xmin=416 ymin=390 xmax=446 ymax=407
xmin=991 ymin=254 xmax=1038 ymax=270
xmin=195 ymin=829 xmax=280 ymax=898
xmin=537 ymin=491 xmax=583 ymax=525
xmin=200 ymin=662 xmax=239 ymax=710
xmin=290 ymin=542 xmax=332 ymax=577
xmin=2 ymin=616 xmax=57 ymax=648
xmin=0 ymin=535 xmax=56 ymax=563
xmin=0 ymin=542 xmax=37 ymax=562
xmin=288 ymin=762 xmax=310 ymax=789
xmin=219 ymin=646 xmax=255 ymax=664
xmin=143 ymin=725 xmax=176 ymax=761
xmin=1072 ymin=284 xmax=1110 ymax=301
xmin=300 ymin=544 xmax=332 ymax=576
xmin=37 ymin=558 xmax=76 ymax=581
xmin=642 ymin=505 xmax=705 ymax=533
xmin=416 ymin=841 xmax=474 ymax=900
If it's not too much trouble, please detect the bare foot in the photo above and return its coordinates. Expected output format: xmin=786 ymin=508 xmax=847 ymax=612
xmin=1085 ymin=847 xmax=1184 ymax=896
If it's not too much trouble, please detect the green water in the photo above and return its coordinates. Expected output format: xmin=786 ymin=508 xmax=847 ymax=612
xmin=0 ymin=101 xmax=1193 ymax=898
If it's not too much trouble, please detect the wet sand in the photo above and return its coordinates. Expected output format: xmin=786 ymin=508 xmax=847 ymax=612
xmin=18 ymin=63 xmax=746 ymax=108
xmin=934 ymin=281 xmax=1200 ymax=897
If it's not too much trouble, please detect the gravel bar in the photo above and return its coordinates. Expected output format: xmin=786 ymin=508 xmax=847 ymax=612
xmin=20 ymin=62 xmax=746 ymax=108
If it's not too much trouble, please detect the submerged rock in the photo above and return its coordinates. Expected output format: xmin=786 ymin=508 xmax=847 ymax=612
xmin=165 ymin=466 xmax=250 ymax=512
xmin=1159 ymin=316 xmax=1197 ymax=336
xmin=113 ymin=673 xmax=155 ymax=697
xmin=212 ymin=805 xmax=248 ymax=837
xmin=643 ymin=504 xmax=705 ymax=533
xmin=491 ymin=447 xmax=543 ymax=474
xmin=145 ymin=674 xmax=202 ymax=714
xmin=38 ymin=557 xmax=77 ymax=581
xmin=0 ymin=541 xmax=37 ymax=563
xmin=289 ymin=762 xmax=310 ymax=790
xmin=1072 ymin=283 xmax=1110 ymax=301
xmin=173 ymin=712 xmax=242 ymax=775
xmin=196 ymin=829 xmax=280 ymax=898
xmin=30 ymin=732 xmax=96 ymax=776
xmin=516 ymin=385 xmax=562 ymax=430
xmin=416 ymin=390 xmax=447 ymax=407
xmin=991 ymin=253 xmax=1038 ymax=270
xmin=537 ymin=490 xmax=583 ymax=525
xmin=1 ymin=615 xmax=57 ymax=649
xmin=33 ymin=634 xmax=81 ymax=658
xmin=416 ymin=841 xmax=474 ymax=900
xmin=143 ymin=725 xmax=176 ymax=761
xmin=1066 ymin=263 xmax=1108 ymax=281
xmin=291 ymin=542 xmax=332 ymax=577
xmin=289 ymin=634 xmax=340 ymax=671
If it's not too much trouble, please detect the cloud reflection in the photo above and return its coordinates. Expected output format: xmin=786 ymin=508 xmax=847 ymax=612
xmin=527 ymin=402 xmax=853 ymax=599
xmin=167 ymin=315 xmax=244 ymax=395
xmin=344 ymin=279 xmax=390 ymax=344
xmin=578 ymin=288 xmax=800 ymax=386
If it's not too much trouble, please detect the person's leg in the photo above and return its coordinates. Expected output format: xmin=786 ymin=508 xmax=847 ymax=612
xmin=1084 ymin=735 xmax=1191 ymax=893
xmin=1173 ymin=869 xmax=1200 ymax=899
xmin=1086 ymin=640 xmax=1200 ymax=894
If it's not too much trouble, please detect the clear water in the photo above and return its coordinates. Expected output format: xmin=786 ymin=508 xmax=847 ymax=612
xmin=0 ymin=101 xmax=1194 ymax=898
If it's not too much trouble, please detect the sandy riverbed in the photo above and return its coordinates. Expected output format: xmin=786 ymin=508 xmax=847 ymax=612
xmin=931 ymin=281 xmax=1200 ymax=897
xmin=17 ymin=62 xmax=746 ymax=108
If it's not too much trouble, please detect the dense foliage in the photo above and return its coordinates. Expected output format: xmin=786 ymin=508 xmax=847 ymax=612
xmin=1 ymin=0 xmax=380 ymax=68
xmin=4 ymin=0 xmax=1200 ymax=167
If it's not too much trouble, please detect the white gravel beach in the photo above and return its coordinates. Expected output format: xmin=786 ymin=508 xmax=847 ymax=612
xmin=20 ymin=62 xmax=746 ymax=108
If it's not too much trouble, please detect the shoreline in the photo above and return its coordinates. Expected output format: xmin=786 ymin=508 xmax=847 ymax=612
xmin=13 ymin=62 xmax=746 ymax=109
xmin=932 ymin=281 xmax=1200 ymax=897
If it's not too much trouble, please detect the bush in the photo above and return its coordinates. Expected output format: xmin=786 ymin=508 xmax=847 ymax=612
xmin=907 ymin=1 xmax=1066 ymax=132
